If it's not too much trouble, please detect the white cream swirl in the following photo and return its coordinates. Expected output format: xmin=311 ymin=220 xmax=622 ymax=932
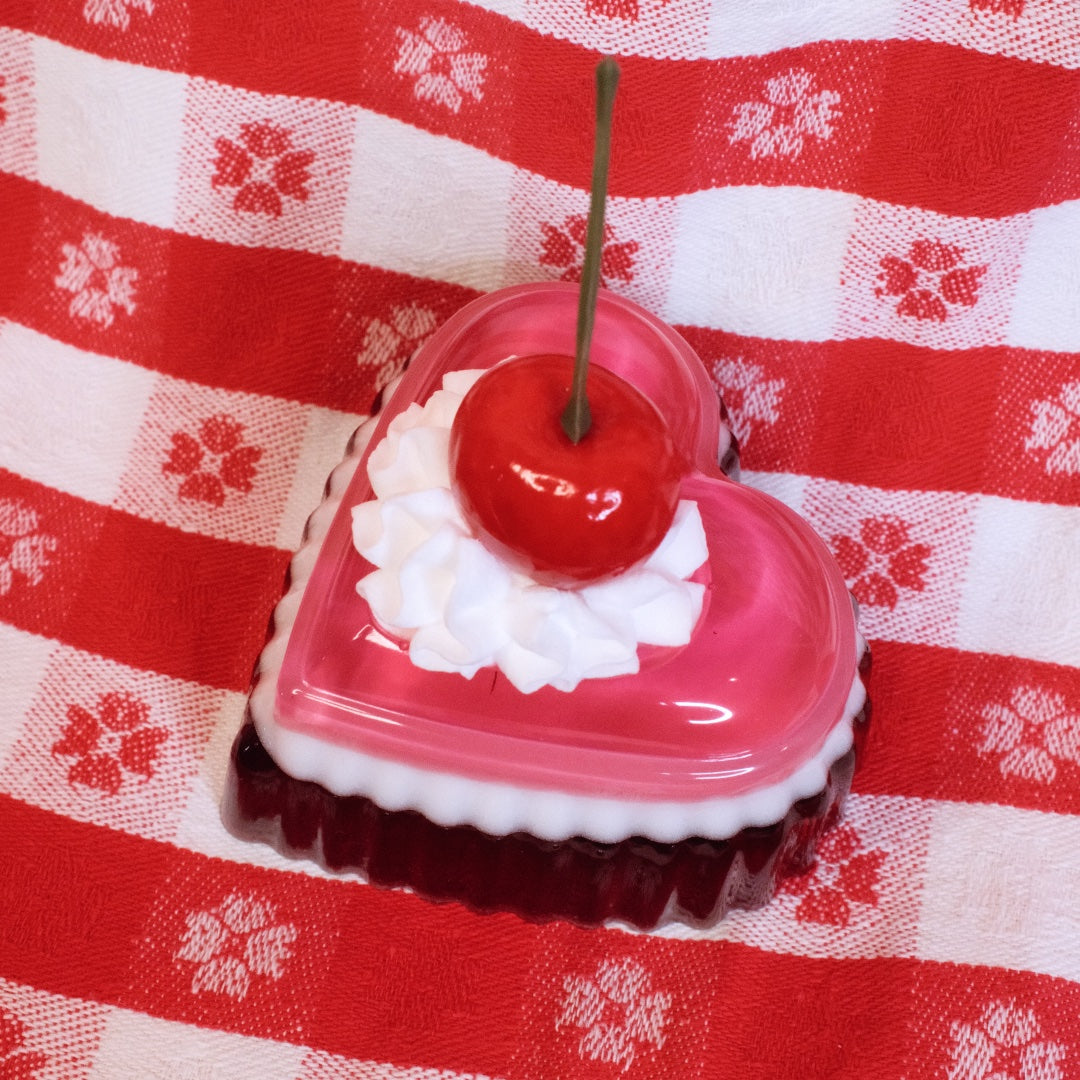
xmin=350 ymin=370 xmax=708 ymax=694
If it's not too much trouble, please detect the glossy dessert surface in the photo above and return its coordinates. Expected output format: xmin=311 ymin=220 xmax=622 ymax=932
xmin=260 ymin=283 xmax=860 ymax=808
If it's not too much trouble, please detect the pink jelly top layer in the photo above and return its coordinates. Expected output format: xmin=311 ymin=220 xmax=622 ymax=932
xmin=267 ymin=284 xmax=859 ymax=804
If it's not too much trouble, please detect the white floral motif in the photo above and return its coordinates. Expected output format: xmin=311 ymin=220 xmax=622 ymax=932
xmin=55 ymin=233 xmax=138 ymax=329
xmin=947 ymin=1000 xmax=1066 ymax=1080
xmin=556 ymin=958 xmax=671 ymax=1073
xmin=1025 ymin=380 xmax=1080 ymax=476
xmin=394 ymin=17 xmax=488 ymax=113
xmin=979 ymin=685 xmax=1080 ymax=784
xmin=0 ymin=500 xmax=57 ymax=596
xmin=175 ymin=893 xmax=297 ymax=999
xmin=358 ymin=304 xmax=439 ymax=393
xmin=711 ymin=357 xmax=785 ymax=446
xmin=729 ymin=68 xmax=841 ymax=159
xmin=83 ymin=0 xmax=153 ymax=30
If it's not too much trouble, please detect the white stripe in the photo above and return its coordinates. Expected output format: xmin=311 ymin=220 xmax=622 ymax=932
xmin=0 ymin=320 xmax=362 ymax=551
xmin=1007 ymin=198 xmax=1080 ymax=352
xmin=664 ymin=185 xmax=857 ymax=342
xmin=706 ymin=0 xmax=904 ymax=59
xmin=0 ymin=320 xmax=156 ymax=506
xmin=20 ymin=32 xmax=1079 ymax=355
xmin=340 ymin=108 xmax=514 ymax=292
xmin=899 ymin=0 xmax=1080 ymax=72
xmin=274 ymin=406 xmax=366 ymax=552
xmin=0 ymin=624 xmax=55 ymax=763
xmin=33 ymin=34 xmax=185 ymax=229
xmin=304 ymin=1047 xmax=501 ymax=1079
xmin=92 ymin=1008 xmax=307 ymax=1079
xmin=0 ymin=629 xmax=233 ymax=845
xmin=957 ymin=494 xmax=1080 ymax=667
xmin=917 ymin=799 xmax=1080 ymax=983
xmin=472 ymin=0 xmax=1080 ymax=71
xmin=750 ymin=473 xmax=1079 ymax=665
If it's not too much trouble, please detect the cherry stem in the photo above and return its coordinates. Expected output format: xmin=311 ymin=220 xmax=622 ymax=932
xmin=561 ymin=56 xmax=620 ymax=445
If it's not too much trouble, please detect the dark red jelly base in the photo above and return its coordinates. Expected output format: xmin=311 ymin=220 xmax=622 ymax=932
xmin=224 ymin=673 xmax=869 ymax=930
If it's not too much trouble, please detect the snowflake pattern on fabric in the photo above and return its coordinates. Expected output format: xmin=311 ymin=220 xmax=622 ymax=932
xmin=83 ymin=0 xmax=154 ymax=30
xmin=947 ymin=1000 xmax=1066 ymax=1080
xmin=979 ymin=686 xmax=1080 ymax=785
xmin=51 ymin=690 xmax=168 ymax=796
xmin=875 ymin=238 xmax=987 ymax=322
xmin=394 ymin=17 xmax=488 ymax=113
xmin=1025 ymin=380 xmax=1080 ymax=476
xmin=0 ymin=499 xmax=57 ymax=597
xmin=0 ymin=1011 xmax=47 ymax=1080
xmin=357 ymin=304 xmax=439 ymax=393
xmin=556 ymin=958 xmax=671 ymax=1073
xmin=211 ymin=122 xmax=316 ymax=217
xmin=831 ymin=515 xmax=931 ymax=611
xmin=710 ymin=357 xmax=785 ymax=446
xmin=175 ymin=893 xmax=298 ymax=999
xmin=729 ymin=68 xmax=841 ymax=160
xmin=539 ymin=215 xmax=639 ymax=288
xmin=54 ymin=233 xmax=138 ymax=329
xmin=162 ymin=415 xmax=263 ymax=508
xmin=779 ymin=822 xmax=887 ymax=926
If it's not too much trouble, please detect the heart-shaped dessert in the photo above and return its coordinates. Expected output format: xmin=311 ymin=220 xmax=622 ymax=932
xmin=225 ymin=282 xmax=869 ymax=929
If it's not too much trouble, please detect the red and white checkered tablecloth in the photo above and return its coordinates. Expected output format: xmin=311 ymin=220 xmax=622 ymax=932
xmin=2 ymin=0 xmax=1079 ymax=1076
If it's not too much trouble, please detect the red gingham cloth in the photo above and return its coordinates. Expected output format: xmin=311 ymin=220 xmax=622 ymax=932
xmin=2 ymin=1 xmax=1079 ymax=1076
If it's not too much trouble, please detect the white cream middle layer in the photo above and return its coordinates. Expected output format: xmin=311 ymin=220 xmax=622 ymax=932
xmin=350 ymin=369 xmax=708 ymax=694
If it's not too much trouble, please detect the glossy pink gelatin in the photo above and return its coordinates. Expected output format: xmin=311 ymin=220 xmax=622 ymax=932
xmin=267 ymin=283 xmax=857 ymax=801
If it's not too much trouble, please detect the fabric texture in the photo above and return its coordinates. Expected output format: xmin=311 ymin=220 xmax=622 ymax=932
xmin=1 ymin=0 xmax=1079 ymax=1076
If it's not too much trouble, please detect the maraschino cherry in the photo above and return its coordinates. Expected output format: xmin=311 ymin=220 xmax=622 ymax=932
xmin=449 ymin=354 xmax=683 ymax=583
xmin=448 ymin=57 xmax=686 ymax=584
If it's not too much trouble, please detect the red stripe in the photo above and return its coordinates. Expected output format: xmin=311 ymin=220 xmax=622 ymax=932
xmin=5 ymin=794 xmax=1078 ymax=1076
xmin=0 ymin=470 xmax=287 ymax=691
xmin=7 ymin=171 xmax=1078 ymax=513
xmin=0 ymin=171 xmax=479 ymax=413
xmin=676 ymin=325 xmax=1080 ymax=508
xmin=856 ymin=639 xmax=1080 ymax=817
xmin=14 ymin=10 xmax=1080 ymax=215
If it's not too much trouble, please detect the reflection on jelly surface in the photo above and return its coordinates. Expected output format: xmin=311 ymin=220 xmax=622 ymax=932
xmin=274 ymin=284 xmax=857 ymax=801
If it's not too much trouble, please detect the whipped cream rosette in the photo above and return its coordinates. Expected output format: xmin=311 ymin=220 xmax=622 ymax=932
xmin=350 ymin=369 xmax=708 ymax=694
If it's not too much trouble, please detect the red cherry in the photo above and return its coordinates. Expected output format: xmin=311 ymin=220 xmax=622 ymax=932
xmin=448 ymin=354 xmax=685 ymax=584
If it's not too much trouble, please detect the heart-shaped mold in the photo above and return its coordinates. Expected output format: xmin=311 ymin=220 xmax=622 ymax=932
xmin=245 ymin=283 xmax=863 ymax=846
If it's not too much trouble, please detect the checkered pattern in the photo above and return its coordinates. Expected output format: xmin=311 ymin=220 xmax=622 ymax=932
xmin=1 ymin=1 xmax=1079 ymax=1076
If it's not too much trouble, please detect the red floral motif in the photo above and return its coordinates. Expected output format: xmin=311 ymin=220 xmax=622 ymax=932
xmin=831 ymin=515 xmax=931 ymax=610
xmin=52 ymin=690 xmax=167 ymax=796
xmin=0 ymin=1011 xmax=47 ymax=1080
xmin=163 ymin=414 xmax=263 ymax=508
xmin=779 ymin=822 xmax=887 ymax=926
xmin=211 ymin=122 xmax=315 ymax=217
xmin=0 ymin=75 xmax=7 ymax=127
xmin=968 ymin=0 xmax=1024 ymax=14
xmin=875 ymin=238 xmax=986 ymax=322
xmin=586 ymin=0 xmax=671 ymax=20
xmin=539 ymin=215 xmax=639 ymax=288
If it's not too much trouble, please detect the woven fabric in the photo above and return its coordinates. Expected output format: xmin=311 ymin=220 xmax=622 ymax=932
xmin=2 ymin=1 xmax=1079 ymax=1076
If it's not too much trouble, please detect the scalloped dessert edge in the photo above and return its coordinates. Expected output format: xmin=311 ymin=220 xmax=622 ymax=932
xmin=246 ymin=378 xmax=868 ymax=845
